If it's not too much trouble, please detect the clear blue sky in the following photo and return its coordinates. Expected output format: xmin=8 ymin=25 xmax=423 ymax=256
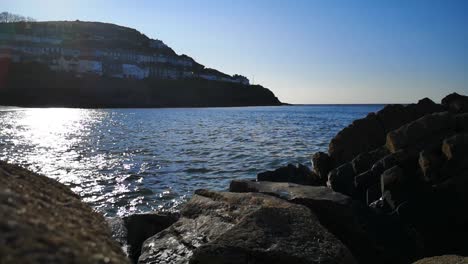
xmin=3 ymin=0 xmax=468 ymax=103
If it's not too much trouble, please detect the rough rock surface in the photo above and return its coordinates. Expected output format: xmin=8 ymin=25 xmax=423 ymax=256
xmin=442 ymin=92 xmax=468 ymax=113
xmin=257 ymin=163 xmax=321 ymax=185
xmin=138 ymin=189 xmax=356 ymax=264
xmin=229 ymin=180 xmax=421 ymax=264
xmin=328 ymin=98 xmax=443 ymax=165
xmin=0 ymin=161 xmax=129 ymax=264
xmin=413 ymin=255 xmax=468 ymax=264
xmin=311 ymin=151 xmax=333 ymax=183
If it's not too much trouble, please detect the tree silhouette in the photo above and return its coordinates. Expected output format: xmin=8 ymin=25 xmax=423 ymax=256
xmin=0 ymin=12 xmax=35 ymax=23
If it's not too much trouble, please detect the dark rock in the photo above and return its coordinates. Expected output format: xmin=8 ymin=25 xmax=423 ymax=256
xmin=354 ymin=170 xmax=380 ymax=202
xmin=327 ymin=162 xmax=356 ymax=196
xmin=442 ymin=92 xmax=468 ymax=113
xmin=418 ymin=147 xmax=444 ymax=183
xmin=229 ymin=180 xmax=421 ymax=264
xmin=123 ymin=213 xmax=178 ymax=263
xmin=328 ymin=98 xmax=444 ymax=166
xmin=329 ymin=112 xmax=386 ymax=166
xmin=311 ymin=151 xmax=333 ymax=183
xmin=257 ymin=163 xmax=321 ymax=185
xmin=381 ymin=166 xmax=409 ymax=210
xmin=413 ymin=255 xmax=468 ymax=264
xmin=366 ymin=184 xmax=382 ymax=206
xmin=455 ymin=113 xmax=468 ymax=131
xmin=351 ymin=147 xmax=389 ymax=175
xmin=386 ymin=112 xmax=456 ymax=153
xmin=139 ymin=189 xmax=356 ymax=264
xmin=0 ymin=161 xmax=129 ymax=264
xmin=441 ymin=133 xmax=468 ymax=161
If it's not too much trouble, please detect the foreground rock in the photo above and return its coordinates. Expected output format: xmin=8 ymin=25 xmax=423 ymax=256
xmin=139 ymin=189 xmax=356 ymax=264
xmin=0 ymin=161 xmax=129 ymax=264
xmin=257 ymin=163 xmax=321 ymax=185
xmin=230 ymin=180 xmax=421 ymax=264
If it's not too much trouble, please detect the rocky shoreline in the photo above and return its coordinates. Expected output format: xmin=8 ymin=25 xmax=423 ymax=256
xmin=1 ymin=93 xmax=467 ymax=263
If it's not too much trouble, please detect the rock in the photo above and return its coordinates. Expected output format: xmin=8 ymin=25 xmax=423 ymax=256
xmin=413 ymin=255 xmax=468 ymax=264
xmin=381 ymin=166 xmax=410 ymax=210
xmin=455 ymin=113 xmax=468 ymax=131
xmin=311 ymin=151 xmax=333 ymax=183
xmin=441 ymin=133 xmax=468 ymax=161
xmin=0 ymin=161 xmax=129 ymax=264
xmin=257 ymin=163 xmax=321 ymax=185
xmin=351 ymin=147 xmax=389 ymax=175
xmin=139 ymin=189 xmax=356 ymax=264
xmin=442 ymin=92 xmax=468 ymax=113
xmin=327 ymin=162 xmax=356 ymax=196
xmin=328 ymin=98 xmax=443 ymax=166
xmin=329 ymin=112 xmax=386 ymax=166
xmin=386 ymin=112 xmax=456 ymax=153
xmin=107 ymin=217 xmax=130 ymax=255
xmin=229 ymin=180 xmax=421 ymax=264
xmin=124 ymin=213 xmax=179 ymax=263
xmin=418 ymin=147 xmax=444 ymax=183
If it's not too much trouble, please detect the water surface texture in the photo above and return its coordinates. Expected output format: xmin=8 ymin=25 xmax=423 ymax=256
xmin=0 ymin=105 xmax=382 ymax=216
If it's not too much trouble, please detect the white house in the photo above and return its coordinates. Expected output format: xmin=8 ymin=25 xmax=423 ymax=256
xmin=78 ymin=59 xmax=102 ymax=75
xmin=122 ymin=64 xmax=149 ymax=79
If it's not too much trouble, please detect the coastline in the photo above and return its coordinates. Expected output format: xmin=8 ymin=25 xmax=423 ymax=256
xmin=1 ymin=92 xmax=467 ymax=263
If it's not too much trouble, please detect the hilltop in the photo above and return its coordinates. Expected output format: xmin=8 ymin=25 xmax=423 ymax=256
xmin=0 ymin=20 xmax=281 ymax=107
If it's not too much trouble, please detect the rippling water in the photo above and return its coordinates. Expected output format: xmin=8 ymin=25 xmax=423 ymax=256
xmin=0 ymin=105 xmax=382 ymax=216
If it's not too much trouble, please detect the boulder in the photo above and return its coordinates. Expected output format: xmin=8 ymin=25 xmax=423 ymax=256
xmin=138 ymin=189 xmax=356 ymax=264
xmin=442 ymin=92 xmax=468 ymax=113
xmin=441 ymin=133 xmax=468 ymax=161
xmin=329 ymin=112 xmax=386 ymax=166
xmin=418 ymin=147 xmax=444 ymax=183
xmin=311 ymin=151 xmax=333 ymax=183
xmin=413 ymin=255 xmax=468 ymax=264
xmin=229 ymin=180 xmax=421 ymax=264
xmin=327 ymin=162 xmax=356 ymax=196
xmin=351 ymin=147 xmax=389 ymax=175
xmin=455 ymin=113 xmax=468 ymax=131
xmin=108 ymin=213 xmax=179 ymax=263
xmin=386 ymin=112 xmax=456 ymax=153
xmin=257 ymin=163 xmax=321 ymax=185
xmin=381 ymin=166 xmax=408 ymax=210
xmin=0 ymin=161 xmax=129 ymax=264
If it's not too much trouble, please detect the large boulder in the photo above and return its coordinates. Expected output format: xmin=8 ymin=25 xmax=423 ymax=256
xmin=442 ymin=92 xmax=468 ymax=113
xmin=327 ymin=162 xmax=356 ymax=196
xmin=257 ymin=163 xmax=321 ymax=185
xmin=138 ymin=189 xmax=356 ymax=264
xmin=229 ymin=180 xmax=422 ymax=264
xmin=386 ymin=112 xmax=456 ymax=153
xmin=0 ymin=161 xmax=129 ymax=264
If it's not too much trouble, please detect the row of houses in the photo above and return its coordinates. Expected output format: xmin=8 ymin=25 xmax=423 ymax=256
xmin=0 ymin=43 xmax=250 ymax=84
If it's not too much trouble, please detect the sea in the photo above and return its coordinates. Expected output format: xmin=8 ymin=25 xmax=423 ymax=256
xmin=0 ymin=105 xmax=383 ymax=216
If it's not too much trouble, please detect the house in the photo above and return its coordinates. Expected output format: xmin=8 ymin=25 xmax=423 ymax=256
xmin=122 ymin=64 xmax=149 ymax=79
xmin=52 ymin=56 xmax=79 ymax=72
xmin=78 ymin=57 xmax=102 ymax=75
xmin=233 ymin=74 xmax=250 ymax=85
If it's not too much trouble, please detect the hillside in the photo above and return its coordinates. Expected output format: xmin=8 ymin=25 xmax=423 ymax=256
xmin=0 ymin=20 xmax=282 ymax=107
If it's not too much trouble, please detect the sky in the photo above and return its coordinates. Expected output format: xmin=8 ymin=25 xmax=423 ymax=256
xmin=2 ymin=0 xmax=467 ymax=104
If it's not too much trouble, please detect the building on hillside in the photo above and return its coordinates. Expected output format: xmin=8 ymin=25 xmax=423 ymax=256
xmin=233 ymin=74 xmax=250 ymax=85
xmin=51 ymin=56 xmax=79 ymax=72
xmin=122 ymin=64 xmax=149 ymax=79
xmin=102 ymin=60 xmax=123 ymax=78
xmin=77 ymin=57 xmax=102 ymax=75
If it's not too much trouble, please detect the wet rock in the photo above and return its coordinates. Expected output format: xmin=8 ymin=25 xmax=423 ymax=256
xmin=311 ymin=151 xmax=333 ymax=183
xmin=329 ymin=112 xmax=386 ymax=166
xmin=386 ymin=112 xmax=456 ymax=153
xmin=229 ymin=180 xmax=421 ymax=264
xmin=413 ymin=255 xmax=468 ymax=264
xmin=257 ymin=163 xmax=321 ymax=185
xmin=381 ymin=166 xmax=409 ymax=210
xmin=327 ymin=162 xmax=356 ymax=196
xmin=442 ymin=92 xmax=468 ymax=113
xmin=0 ymin=161 xmax=129 ymax=264
xmin=139 ymin=189 xmax=356 ymax=264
